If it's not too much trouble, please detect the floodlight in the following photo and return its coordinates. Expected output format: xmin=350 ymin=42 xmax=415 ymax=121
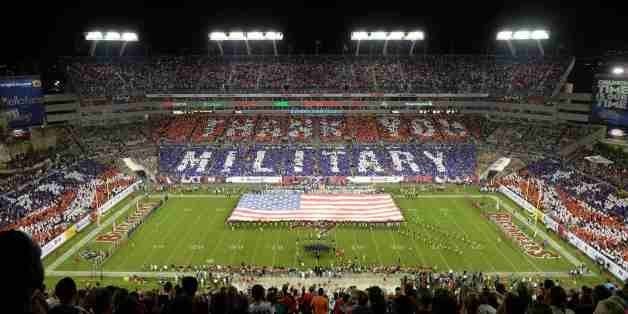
xmin=496 ymin=31 xmax=513 ymax=41
xmin=265 ymin=32 xmax=283 ymax=40
xmin=531 ymin=30 xmax=549 ymax=40
xmin=351 ymin=31 xmax=369 ymax=40
xmin=513 ymin=30 xmax=531 ymax=40
xmin=387 ymin=31 xmax=405 ymax=40
xmin=405 ymin=31 xmax=424 ymax=41
xmin=247 ymin=31 xmax=265 ymax=40
xmin=85 ymin=31 xmax=103 ymax=41
xmin=104 ymin=31 xmax=121 ymax=41
xmin=229 ymin=32 xmax=246 ymax=40
xmin=612 ymin=67 xmax=624 ymax=75
xmin=371 ymin=31 xmax=388 ymax=40
xmin=121 ymin=32 xmax=138 ymax=42
xmin=209 ymin=32 xmax=228 ymax=41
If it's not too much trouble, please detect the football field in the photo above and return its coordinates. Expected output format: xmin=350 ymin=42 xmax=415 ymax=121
xmin=48 ymin=191 xmax=580 ymax=274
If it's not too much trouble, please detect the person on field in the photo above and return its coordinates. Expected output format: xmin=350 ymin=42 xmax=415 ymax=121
xmin=311 ymin=288 xmax=329 ymax=314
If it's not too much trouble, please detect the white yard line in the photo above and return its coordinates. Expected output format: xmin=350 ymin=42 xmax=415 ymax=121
xmin=369 ymin=229 xmax=385 ymax=265
xmin=251 ymin=226 xmax=263 ymax=265
xmin=420 ymin=212 xmax=454 ymax=271
xmin=162 ymin=206 xmax=203 ymax=265
xmin=441 ymin=200 xmax=494 ymax=272
xmin=184 ymin=208 xmax=215 ymax=266
xmin=270 ymin=228 xmax=280 ymax=266
xmin=386 ymin=231 xmax=403 ymax=265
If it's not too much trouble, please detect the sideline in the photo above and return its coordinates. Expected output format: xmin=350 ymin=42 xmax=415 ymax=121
xmin=46 ymin=270 xmax=594 ymax=280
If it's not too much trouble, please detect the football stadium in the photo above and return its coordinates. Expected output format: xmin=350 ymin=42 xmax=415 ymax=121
xmin=2 ymin=4 xmax=628 ymax=313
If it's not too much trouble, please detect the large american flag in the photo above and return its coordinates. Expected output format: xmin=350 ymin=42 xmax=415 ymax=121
xmin=227 ymin=191 xmax=404 ymax=222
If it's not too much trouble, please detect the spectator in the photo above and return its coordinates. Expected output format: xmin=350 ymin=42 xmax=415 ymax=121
xmin=0 ymin=229 xmax=47 ymax=314
xmin=249 ymin=284 xmax=273 ymax=314
xmin=311 ymin=288 xmax=329 ymax=314
xmin=593 ymin=294 xmax=626 ymax=314
xmin=85 ymin=288 xmax=113 ymax=314
xmin=352 ymin=290 xmax=373 ymax=314
xmin=49 ymin=277 xmax=89 ymax=314
xmin=549 ymin=286 xmax=575 ymax=314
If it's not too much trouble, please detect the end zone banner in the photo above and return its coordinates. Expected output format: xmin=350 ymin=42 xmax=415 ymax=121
xmin=0 ymin=76 xmax=45 ymax=127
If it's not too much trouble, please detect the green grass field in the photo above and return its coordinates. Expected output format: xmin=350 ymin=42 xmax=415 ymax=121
xmin=52 ymin=192 xmax=577 ymax=273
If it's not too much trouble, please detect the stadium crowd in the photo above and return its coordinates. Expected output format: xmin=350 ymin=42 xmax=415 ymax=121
xmin=501 ymin=159 xmax=628 ymax=271
xmin=157 ymin=143 xmax=477 ymax=181
xmin=570 ymin=144 xmax=628 ymax=192
xmin=66 ymin=55 xmax=568 ymax=96
xmin=3 ymin=228 xmax=628 ymax=314
xmin=149 ymin=114 xmax=589 ymax=155
xmin=0 ymin=156 xmax=136 ymax=247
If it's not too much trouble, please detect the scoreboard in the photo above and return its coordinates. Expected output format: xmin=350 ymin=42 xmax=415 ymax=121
xmin=592 ymin=75 xmax=628 ymax=126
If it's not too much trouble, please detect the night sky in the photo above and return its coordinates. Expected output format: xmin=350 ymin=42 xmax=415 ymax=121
xmin=1 ymin=0 xmax=626 ymax=91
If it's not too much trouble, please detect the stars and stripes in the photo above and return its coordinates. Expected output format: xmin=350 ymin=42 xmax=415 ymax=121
xmin=228 ymin=191 xmax=404 ymax=222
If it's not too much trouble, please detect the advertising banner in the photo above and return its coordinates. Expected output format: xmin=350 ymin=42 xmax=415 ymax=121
xmin=272 ymin=100 xmax=290 ymax=108
xmin=347 ymin=176 xmax=404 ymax=184
xmin=592 ymin=76 xmax=628 ymax=126
xmin=0 ymin=76 xmax=45 ymax=127
xmin=226 ymin=176 xmax=282 ymax=183
xmin=41 ymin=232 xmax=68 ymax=258
xmin=75 ymin=214 xmax=92 ymax=232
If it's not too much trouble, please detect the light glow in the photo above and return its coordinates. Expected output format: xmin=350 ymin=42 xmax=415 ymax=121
xmin=371 ymin=31 xmax=388 ymax=40
xmin=209 ymin=31 xmax=283 ymax=41
xmin=85 ymin=31 xmax=103 ymax=41
xmin=209 ymin=32 xmax=228 ymax=41
xmin=405 ymin=31 xmax=424 ymax=41
xmin=497 ymin=28 xmax=549 ymax=41
xmin=121 ymin=32 xmax=138 ymax=42
xmin=612 ymin=67 xmax=625 ymax=75
xmin=264 ymin=32 xmax=283 ymax=40
xmin=247 ymin=31 xmax=265 ymax=40
xmin=351 ymin=31 xmax=424 ymax=41
xmin=496 ymin=31 xmax=513 ymax=41
xmin=387 ymin=31 xmax=405 ymax=40
xmin=229 ymin=32 xmax=246 ymax=40
xmin=609 ymin=128 xmax=625 ymax=137
xmin=104 ymin=31 xmax=121 ymax=41
xmin=513 ymin=30 xmax=531 ymax=40
xmin=531 ymin=30 xmax=549 ymax=40
xmin=351 ymin=31 xmax=369 ymax=40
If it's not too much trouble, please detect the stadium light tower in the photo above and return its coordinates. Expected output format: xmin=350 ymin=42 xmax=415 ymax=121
xmin=351 ymin=31 xmax=425 ymax=56
xmin=496 ymin=28 xmax=549 ymax=56
xmin=209 ymin=31 xmax=283 ymax=56
xmin=85 ymin=31 xmax=139 ymax=56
